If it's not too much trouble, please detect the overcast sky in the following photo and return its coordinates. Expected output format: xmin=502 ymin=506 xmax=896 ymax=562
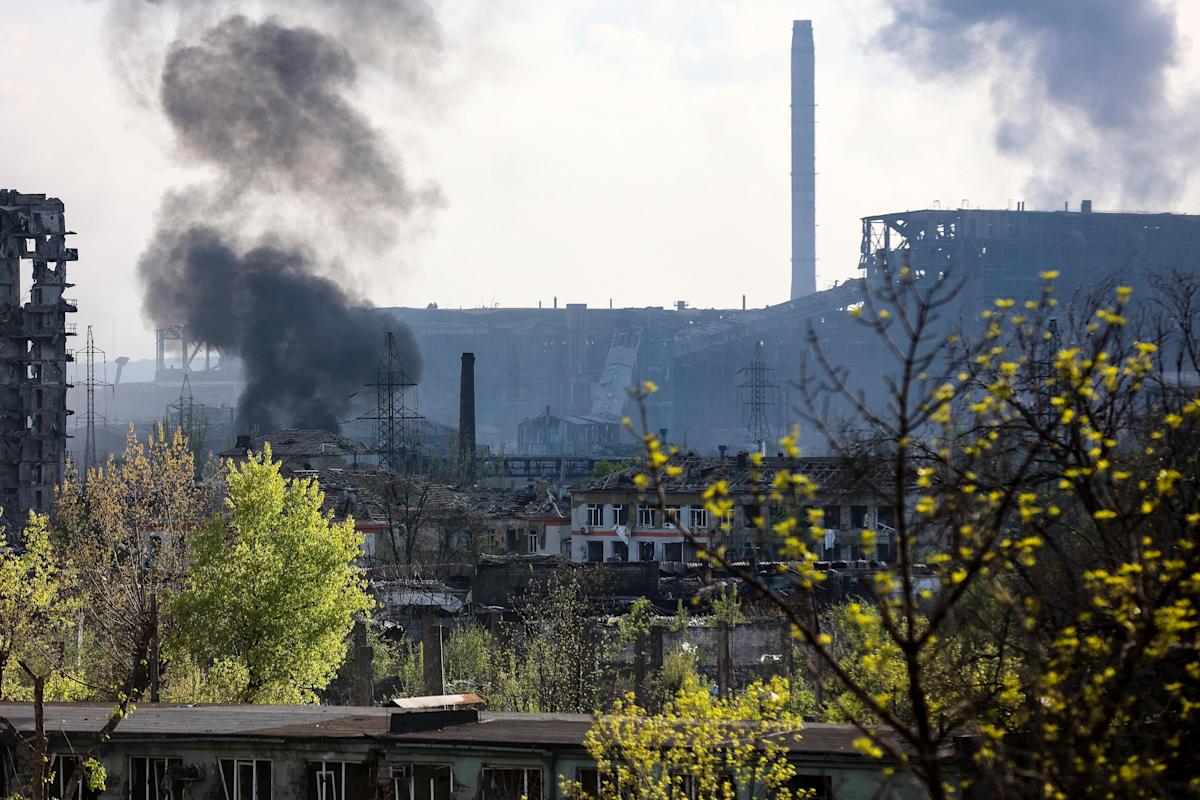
xmin=3 ymin=0 xmax=1199 ymax=359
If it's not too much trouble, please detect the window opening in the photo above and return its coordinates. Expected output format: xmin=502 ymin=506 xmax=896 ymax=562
xmin=219 ymin=758 xmax=271 ymax=800
xmin=480 ymin=767 xmax=543 ymax=800
xmin=130 ymin=757 xmax=182 ymax=800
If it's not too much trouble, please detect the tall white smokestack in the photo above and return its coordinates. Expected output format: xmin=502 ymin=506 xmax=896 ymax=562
xmin=790 ymin=20 xmax=816 ymax=299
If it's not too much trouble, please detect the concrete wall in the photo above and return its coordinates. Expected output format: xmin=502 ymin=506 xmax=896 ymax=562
xmin=473 ymin=559 xmax=658 ymax=608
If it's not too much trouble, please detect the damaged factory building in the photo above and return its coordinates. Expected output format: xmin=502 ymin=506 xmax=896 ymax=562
xmin=386 ymin=204 xmax=1200 ymax=458
xmin=0 ymin=190 xmax=77 ymax=531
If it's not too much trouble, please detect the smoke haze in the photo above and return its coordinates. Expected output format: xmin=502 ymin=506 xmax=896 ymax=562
xmin=112 ymin=1 xmax=439 ymax=432
xmin=877 ymin=0 xmax=1197 ymax=206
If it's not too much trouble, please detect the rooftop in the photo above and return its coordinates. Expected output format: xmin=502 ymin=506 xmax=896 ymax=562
xmin=0 ymin=703 xmax=915 ymax=758
xmin=572 ymin=454 xmax=895 ymax=497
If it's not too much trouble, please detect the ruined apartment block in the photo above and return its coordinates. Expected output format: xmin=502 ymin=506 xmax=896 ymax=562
xmin=0 ymin=190 xmax=77 ymax=529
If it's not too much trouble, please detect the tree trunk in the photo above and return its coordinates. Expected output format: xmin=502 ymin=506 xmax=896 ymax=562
xmin=30 ymin=674 xmax=46 ymax=800
xmin=150 ymin=593 xmax=161 ymax=703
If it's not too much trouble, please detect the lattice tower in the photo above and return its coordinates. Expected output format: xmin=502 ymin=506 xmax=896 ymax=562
xmin=359 ymin=331 xmax=423 ymax=472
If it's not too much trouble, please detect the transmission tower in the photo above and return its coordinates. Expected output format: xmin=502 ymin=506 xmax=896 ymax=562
xmin=78 ymin=326 xmax=109 ymax=476
xmin=1034 ymin=317 xmax=1062 ymax=430
xmin=167 ymin=374 xmax=195 ymax=433
xmin=359 ymin=331 xmax=423 ymax=472
xmin=737 ymin=341 xmax=778 ymax=448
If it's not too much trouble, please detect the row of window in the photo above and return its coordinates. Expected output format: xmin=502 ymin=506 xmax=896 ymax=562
xmin=581 ymin=537 xmax=898 ymax=564
xmin=28 ymin=757 xmax=535 ymax=800
xmin=575 ymin=768 xmax=831 ymax=800
xmin=584 ymin=504 xmax=709 ymax=530
xmin=584 ymin=540 xmax=688 ymax=563
xmin=23 ymin=755 xmax=834 ymax=800
xmin=583 ymin=503 xmax=899 ymax=531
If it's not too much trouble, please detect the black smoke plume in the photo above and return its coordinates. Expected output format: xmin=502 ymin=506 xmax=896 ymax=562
xmin=876 ymin=0 xmax=1197 ymax=205
xmin=142 ymin=226 xmax=417 ymax=433
xmin=120 ymin=3 xmax=439 ymax=432
xmin=160 ymin=15 xmax=422 ymax=211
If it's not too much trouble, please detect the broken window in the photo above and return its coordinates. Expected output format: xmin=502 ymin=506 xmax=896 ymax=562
xmin=636 ymin=506 xmax=656 ymax=528
xmin=850 ymin=505 xmax=869 ymax=529
xmin=480 ymin=767 xmax=543 ymax=800
xmin=576 ymin=768 xmax=602 ymax=800
xmin=822 ymin=506 xmax=842 ymax=529
xmin=611 ymin=541 xmax=628 ymax=562
xmin=575 ymin=768 xmax=619 ymax=799
xmin=664 ymin=506 xmax=680 ymax=528
xmin=47 ymin=756 xmax=100 ymax=800
xmin=783 ymin=774 xmax=832 ymax=799
xmin=669 ymin=772 xmax=734 ymax=799
xmin=877 ymin=505 xmax=897 ymax=531
xmin=663 ymin=542 xmax=683 ymax=562
xmin=586 ymin=504 xmax=603 ymax=527
xmin=219 ymin=758 xmax=271 ymax=800
xmin=505 ymin=529 xmax=518 ymax=552
xmin=876 ymin=532 xmax=897 ymax=563
xmin=639 ymin=541 xmax=656 ymax=561
xmin=308 ymin=761 xmax=372 ymax=800
xmin=130 ymin=757 xmax=182 ymax=800
xmin=612 ymin=504 xmax=629 ymax=526
xmin=689 ymin=507 xmax=708 ymax=530
xmin=586 ymin=541 xmax=604 ymax=563
xmin=393 ymin=763 xmax=452 ymax=800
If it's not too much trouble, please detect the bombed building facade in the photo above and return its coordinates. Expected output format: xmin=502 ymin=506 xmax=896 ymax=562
xmin=0 ymin=190 xmax=77 ymax=528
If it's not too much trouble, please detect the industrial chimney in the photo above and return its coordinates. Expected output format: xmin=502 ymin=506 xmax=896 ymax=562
xmin=790 ymin=20 xmax=816 ymax=299
xmin=459 ymin=352 xmax=476 ymax=483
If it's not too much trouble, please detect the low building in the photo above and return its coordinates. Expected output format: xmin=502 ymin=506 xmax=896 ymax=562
xmin=567 ymin=455 xmax=901 ymax=564
xmin=0 ymin=702 xmax=946 ymax=799
xmin=517 ymin=409 xmax=624 ymax=456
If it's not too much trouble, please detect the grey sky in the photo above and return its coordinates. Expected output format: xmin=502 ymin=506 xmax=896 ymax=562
xmin=3 ymin=0 xmax=1198 ymax=359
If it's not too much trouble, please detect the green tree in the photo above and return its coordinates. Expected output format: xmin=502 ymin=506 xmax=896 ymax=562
xmin=628 ymin=269 xmax=1200 ymax=799
xmin=55 ymin=425 xmax=213 ymax=701
xmin=0 ymin=513 xmax=72 ymax=699
xmin=392 ymin=622 xmax=493 ymax=697
xmin=566 ymin=674 xmax=805 ymax=800
xmin=490 ymin=568 xmax=605 ymax=712
xmin=171 ymin=446 xmax=373 ymax=703
xmin=591 ymin=460 xmax=632 ymax=479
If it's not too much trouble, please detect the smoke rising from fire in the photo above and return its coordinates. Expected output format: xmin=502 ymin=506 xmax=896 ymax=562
xmin=113 ymin=2 xmax=439 ymax=432
xmin=876 ymin=0 xmax=1198 ymax=206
